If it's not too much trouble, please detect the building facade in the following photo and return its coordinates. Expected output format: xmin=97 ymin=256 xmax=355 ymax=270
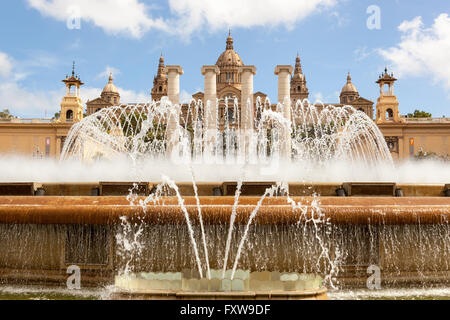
xmin=0 ymin=35 xmax=449 ymax=161
xmin=374 ymin=69 xmax=450 ymax=160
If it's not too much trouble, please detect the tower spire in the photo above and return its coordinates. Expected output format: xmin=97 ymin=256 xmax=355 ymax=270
xmin=294 ymin=53 xmax=303 ymax=75
xmin=291 ymin=53 xmax=309 ymax=101
xmin=226 ymin=30 xmax=233 ymax=50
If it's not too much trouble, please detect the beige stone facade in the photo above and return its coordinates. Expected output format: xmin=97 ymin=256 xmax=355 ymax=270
xmin=374 ymin=69 xmax=450 ymax=160
xmin=379 ymin=121 xmax=450 ymax=161
xmin=0 ymin=35 xmax=448 ymax=161
xmin=0 ymin=64 xmax=82 ymax=158
xmin=0 ymin=121 xmax=71 ymax=158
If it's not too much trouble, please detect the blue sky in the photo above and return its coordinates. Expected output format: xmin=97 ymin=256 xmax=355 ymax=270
xmin=0 ymin=0 xmax=449 ymax=118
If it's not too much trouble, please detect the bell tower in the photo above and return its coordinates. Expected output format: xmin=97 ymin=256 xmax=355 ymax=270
xmin=151 ymin=54 xmax=168 ymax=102
xmin=290 ymin=53 xmax=309 ymax=102
xmin=375 ymin=68 xmax=403 ymax=124
xmin=60 ymin=62 xmax=84 ymax=123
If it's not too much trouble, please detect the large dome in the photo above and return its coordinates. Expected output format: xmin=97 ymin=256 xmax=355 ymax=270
xmin=216 ymin=34 xmax=244 ymax=68
xmin=341 ymin=73 xmax=358 ymax=93
xmin=102 ymin=73 xmax=119 ymax=95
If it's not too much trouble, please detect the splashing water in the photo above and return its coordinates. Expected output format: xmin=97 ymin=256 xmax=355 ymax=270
xmin=59 ymin=98 xmax=409 ymax=290
xmin=60 ymin=98 xmax=393 ymax=170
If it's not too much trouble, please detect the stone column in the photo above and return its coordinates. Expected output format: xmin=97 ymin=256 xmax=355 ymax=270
xmin=166 ymin=65 xmax=184 ymax=159
xmin=201 ymin=65 xmax=220 ymax=159
xmin=274 ymin=65 xmax=294 ymax=160
xmin=56 ymin=136 xmax=62 ymax=157
xmin=239 ymin=66 xmax=257 ymax=162
xmin=398 ymin=136 xmax=404 ymax=160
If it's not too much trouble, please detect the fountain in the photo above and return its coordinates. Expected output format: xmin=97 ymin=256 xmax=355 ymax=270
xmin=0 ymin=64 xmax=449 ymax=300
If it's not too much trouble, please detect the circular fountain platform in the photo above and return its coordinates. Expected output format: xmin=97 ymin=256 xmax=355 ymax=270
xmin=112 ymin=271 xmax=327 ymax=300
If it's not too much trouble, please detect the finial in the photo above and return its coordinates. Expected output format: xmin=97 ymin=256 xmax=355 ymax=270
xmin=384 ymin=67 xmax=388 ymax=74
xmin=226 ymin=29 xmax=234 ymax=49
xmin=347 ymin=71 xmax=352 ymax=82
xmin=72 ymin=61 xmax=75 ymax=76
xmin=109 ymin=72 xmax=113 ymax=82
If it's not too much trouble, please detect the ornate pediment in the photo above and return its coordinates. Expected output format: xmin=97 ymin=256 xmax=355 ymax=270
xmin=86 ymin=97 xmax=110 ymax=106
xmin=218 ymin=85 xmax=241 ymax=99
xmin=353 ymin=96 xmax=374 ymax=105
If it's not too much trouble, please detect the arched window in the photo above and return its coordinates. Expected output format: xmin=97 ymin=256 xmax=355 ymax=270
xmin=227 ymin=108 xmax=234 ymax=123
xmin=66 ymin=109 xmax=73 ymax=121
xmin=297 ymin=86 xmax=301 ymax=92
xmin=159 ymin=86 xmax=162 ymax=92
xmin=114 ymin=97 xmax=117 ymax=105
xmin=386 ymin=108 xmax=394 ymax=121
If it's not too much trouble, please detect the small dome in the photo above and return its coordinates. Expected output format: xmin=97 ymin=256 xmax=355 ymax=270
xmin=216 ymin=32 xmax=244 ymax=68
xmin=292 ymin=54 xmax=305 ymax=81
xmin=341 ymin=72 xmax=358 ymax=93
xmin=216 ymin=50 xmax=244 ymax=67
xmin=102 ymin=73 xmax=119 ymax=94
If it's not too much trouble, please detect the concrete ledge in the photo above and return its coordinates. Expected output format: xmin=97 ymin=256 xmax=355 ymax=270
xmin=397 ymin=184 xmax=447 ymax=197
xmin=100 ymin=182 xmax=150 ymax=196
xmin=42 ymin=183 xmax=99 ymax=196
xmin=343 ymin=182 xmax=396 ymax=196
xmin=0 ymin=196 xmax=448 ymax=225
xmin=222 ymin=182 xmax=276 ymax=196
xmin=0 ymin=183 xmax=36 ymax=196
xmin=1 ymin=182 xmax=449 ymax=197
xmin=111 ymin=287 xmax=328 ymax=300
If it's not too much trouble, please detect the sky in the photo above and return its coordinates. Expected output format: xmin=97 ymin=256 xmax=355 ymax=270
xmin=0 ymin=0 xmax=449 ymax=118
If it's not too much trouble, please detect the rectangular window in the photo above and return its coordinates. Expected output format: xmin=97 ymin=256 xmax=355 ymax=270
xmin=45 ymin=137 xmax=50 ymax=157
xmin=409 ymin=138 xmax=415 ymax=157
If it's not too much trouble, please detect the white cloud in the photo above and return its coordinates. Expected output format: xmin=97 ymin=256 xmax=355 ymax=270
xmin=27 ymin=0 xmax=168 ymax=38
xmin=0 ymin=50 xmax=149 ymax=116
xmin=0 ymin=81 xmax=63 ymax=117
xmin=312 ymin=92 xmax=324 ymax=102
xmin=0 ymin=50 xmax=61 ymax=117
xmin=168 ymin=0 xmax=337 ymax=35
xmin=353 ymin=46 xmax=373 ymax=62
xmin=0 ymin=52 xmax=14 ymax=78
xmin=118 ymin=87 xmax=149 ymax=103
xmin=379 ymin=13 xmax=450 ymax=90
xmin=180 ymin=89 xmax=192 ymax=103
xmin=27 ymin=0 xmax=338 ymax=38
xmin=81 ymin=85 xmax=149 ymax=104
xmin=95 ymin=66 xmax=121 ymax=80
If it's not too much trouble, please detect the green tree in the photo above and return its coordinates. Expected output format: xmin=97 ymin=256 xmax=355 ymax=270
xmin=0 ymin=109 xmax=14 ymax=119
xmin=407 ymin=109 xmax=432 ymax=118
xmin=53 ymin=111 xmax=61 ymax=120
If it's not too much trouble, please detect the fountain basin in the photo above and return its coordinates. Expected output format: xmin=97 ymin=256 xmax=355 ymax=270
xmin=0 ymin=196 xmax=448 ymax=225
xmin=0 ymin=195 xmax=448 ymax=291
